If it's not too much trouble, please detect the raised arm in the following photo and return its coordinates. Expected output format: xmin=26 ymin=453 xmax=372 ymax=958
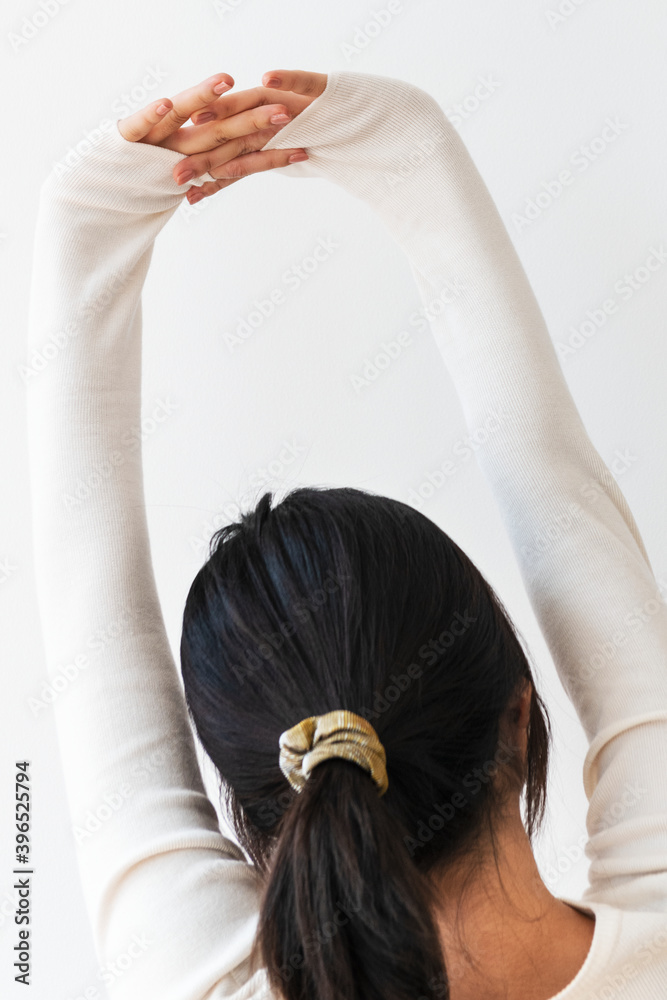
xmin=26 ymin=79 xmax=307 ymax=999
xmin=255 ymin=70 xmax=667 ymax=909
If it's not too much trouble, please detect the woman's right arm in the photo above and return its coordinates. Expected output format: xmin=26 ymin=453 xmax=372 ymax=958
xmin=253 ymin=70 xmax=667 ymax=910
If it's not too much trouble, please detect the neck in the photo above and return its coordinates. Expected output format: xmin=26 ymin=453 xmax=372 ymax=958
xmin=429 ymin=798 xmax=595 ymax=1000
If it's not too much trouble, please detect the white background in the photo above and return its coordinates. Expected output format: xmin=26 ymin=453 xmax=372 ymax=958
xmin=2 ymin=0 xmax=667 ymax=996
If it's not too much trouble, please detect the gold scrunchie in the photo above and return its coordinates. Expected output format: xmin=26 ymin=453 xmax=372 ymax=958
xmin=279 ymin=709 xmax=388 ymax=796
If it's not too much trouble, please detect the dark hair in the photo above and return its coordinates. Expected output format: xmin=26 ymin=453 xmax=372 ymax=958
xmin=180 ymin=486 xmax=551 ymax=1000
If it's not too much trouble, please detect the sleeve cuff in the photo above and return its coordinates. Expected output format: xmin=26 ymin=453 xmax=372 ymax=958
xmin=111 ymin=119 xmax=216 ymax=188
xmin=42 ymin=116 xmax=216 ymax=203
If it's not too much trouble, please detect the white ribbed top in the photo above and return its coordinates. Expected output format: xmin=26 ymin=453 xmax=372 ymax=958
xmin=27 ymin=70 xmax=667 ymax=998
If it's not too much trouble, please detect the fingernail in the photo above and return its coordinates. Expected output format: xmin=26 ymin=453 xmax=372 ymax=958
xmin=265 ymin=77 xmax=282 ymax=87
xmin=195 ymin=112 xmax=215 ymax=124
xmin=270 ymin=113 xmax=291 ymax=124
xmin=288 ymin=152 xmax=308 ymax=163
xmin=213 ymin=80 xmax=230 ymax=94
xmin=156 ymin=103 xmax=170 ymax=115
xmin=177 ymin=169 xmax=195 ymax=185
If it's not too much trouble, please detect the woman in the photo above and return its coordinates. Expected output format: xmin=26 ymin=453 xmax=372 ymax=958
xmin=27 ymin=67 xmax=667 ymax=1000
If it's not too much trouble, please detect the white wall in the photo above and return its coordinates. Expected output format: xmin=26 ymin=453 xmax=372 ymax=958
xmin=2 ymin=0 xmax=667 ymax=996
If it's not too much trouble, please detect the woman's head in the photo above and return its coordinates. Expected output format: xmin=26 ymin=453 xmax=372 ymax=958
xmin=180 ymin=486 xmax=551 ymax=1000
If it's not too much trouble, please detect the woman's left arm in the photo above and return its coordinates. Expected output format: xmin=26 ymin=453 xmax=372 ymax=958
xmin=26 ymin=78 xmax=303 ymax=999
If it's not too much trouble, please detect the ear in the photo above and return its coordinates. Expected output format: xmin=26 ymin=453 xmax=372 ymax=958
xmin=499 ymin=677 xmax=533 ymax=756
xmin=493 ymin=678 xmax=533 ymax=800
xmin=513 ymin=677 xmax=533 ymax=731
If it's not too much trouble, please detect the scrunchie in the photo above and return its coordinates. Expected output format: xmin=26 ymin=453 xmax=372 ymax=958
xmin=278 ymin=709 xmax=388 ymax=796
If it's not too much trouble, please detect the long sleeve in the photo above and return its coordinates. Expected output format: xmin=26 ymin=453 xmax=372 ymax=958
xmin=262 ymin=72 xmax=667 ymax=911
xmin=26 ymin=123 xmax=272 ymax=999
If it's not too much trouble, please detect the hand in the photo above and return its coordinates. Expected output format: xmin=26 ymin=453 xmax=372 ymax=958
xmin=116 ymin=71 xmax=312 ymax=197
xmin=179 ymin=69 xmax=329 ymax=205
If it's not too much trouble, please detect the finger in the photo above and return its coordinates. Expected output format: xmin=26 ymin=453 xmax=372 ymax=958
xmin=177 ymin=129 xmax=309 ymax=186
xmin=145 ymin=72 xmax=235 ymax=142
xmin=164 ymin=103 xmax=293 ymax=159
xmin=190 ymin=86 xmax=272 ymax=125
xmin=190 ymin=86 xmax=313 ymax=127
xmin=173 ymin=125 xmax=283 ymax=184
xmin=206 ymin=146 xmax=309 ymax=182
xmin=117 ymin=98 xmax=173 ymax=142
xmin=186 ymin=178 xmax=236 ymax=204
xmin=261 ymin=69 xmax=328 ymax=99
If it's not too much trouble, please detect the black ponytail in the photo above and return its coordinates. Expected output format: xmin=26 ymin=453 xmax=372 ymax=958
xmin=180 ymin=486 xmax=551 ymax=1000
xmin=255 ymin=759 xmax=447 ymax=1000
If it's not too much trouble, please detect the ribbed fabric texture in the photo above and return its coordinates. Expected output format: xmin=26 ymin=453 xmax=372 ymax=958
xmin=26 ymin=72 xmax=667 ymax=998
